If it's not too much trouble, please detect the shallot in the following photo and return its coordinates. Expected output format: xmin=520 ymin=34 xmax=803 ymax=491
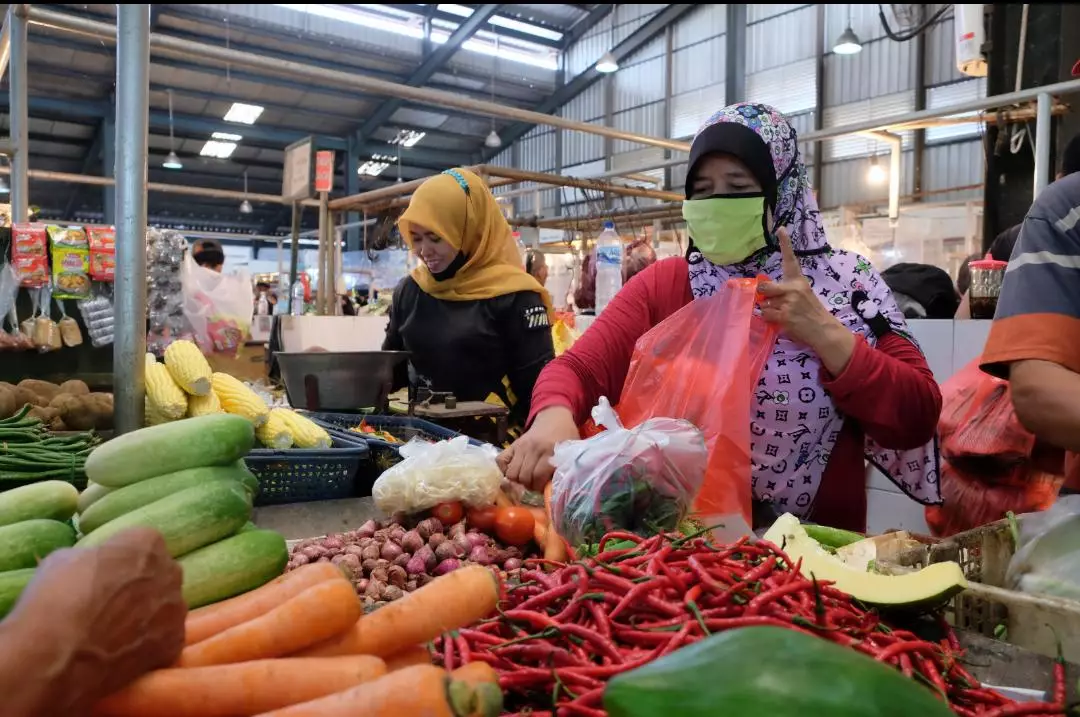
xmin=401 ymin=530 xmax=424 ymax=553
xmin=322 ymin=535 xmax=344 ymax=550
xmin=362 ymin=558 xmax=379 ymax=573
xmin=448 ymin=521 xmax=466 ymax=540
xmin=434 ymin=558 xmax=461 ymax=576
xmin=415 ymin=544 xmax=437 ymax=571
xmin=392 ymin=553 xmax=412 ymax=568
xmin=292 ymin=553 xmax=310 ymax=566
xmin=365 ymin=579 xmax=385 ymax=599
xmin=354 ymin=578 xmax=369 ymax=593
xmin=344 ymin=545 xmax=365 ymax=558
xmin=388 ymin=525 xmax=406 ymax=544
xmin=357 ymin=519 xmax=377 ymax=538
xmin=428 ymin=533 xmax=448 ymax=550
xmin=435 ymin=541 xmax=461 ymax=562
xmin=380 ymin=541 xmax=403 ymax=561
xmin=503 ymin=558 xmax=523 ymax=571
xmin=383 ymin=585 xmax=405 ymax=601
xmin=464 ymin=532 xmax=488 ymax=551
xmin=416 ymin=517 xmax=443 ymax=540
xmin=405 ymin=554 xmax=428 ymax=575
xmin=387 ymin=564 xmax=408 ymax=588
xmin=468 ymin=545 xmax=493 ymax=565
xmin=451 ymin=533 xmax=473 ymax=556
xmin=360 ymin=544 xmax=381 ymax=562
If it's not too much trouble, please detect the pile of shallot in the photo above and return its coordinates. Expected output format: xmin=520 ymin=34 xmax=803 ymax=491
xmin=286 ymin=515 xmax=533 ymax=610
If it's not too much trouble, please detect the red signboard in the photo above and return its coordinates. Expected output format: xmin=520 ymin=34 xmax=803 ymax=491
xmin=314 ymin=150 xmax=335 ymax=193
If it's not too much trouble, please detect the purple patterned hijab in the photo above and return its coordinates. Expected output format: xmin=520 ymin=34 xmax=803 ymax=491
xmin=685 ymin=102 xmax=941 ymax=517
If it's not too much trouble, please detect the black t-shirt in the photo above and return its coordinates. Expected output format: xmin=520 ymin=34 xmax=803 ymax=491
xmin=382 ymin=277 xmax=555 ymax=425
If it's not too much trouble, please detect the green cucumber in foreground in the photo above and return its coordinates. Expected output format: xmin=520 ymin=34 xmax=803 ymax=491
xmin=77 ymin=481 xmax=114 ymax=514
xmin=236 ymin=521 xmax=259 ymax=534
xmin=85 ymin=414 xmax=255 ymax=488
xmin=179 ymin=529 xmax=288 ymax=608
xmin=76 ymin=480 xmax=252 ymax=558
xmin=0 ymin=569 xmax=35 ymax=619
xmin=79 ymin=462 xmax=258 ymax=534
xmin=803 ymin=523 xmax=865 ymax=550
xmin=0 ymin=520 xmax=76 ymax=571
xmin=604 ymin=626 xmax=954 ymax=717
xmin=0 ymin=481 xmax=80 ymax=527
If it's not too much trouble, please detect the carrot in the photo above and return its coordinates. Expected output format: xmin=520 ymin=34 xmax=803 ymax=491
xmin=178 ymin=578 xmax=362 ymax=668
xmin=185 ymin=563 xmax=343 ymax=646
xmin=450 ymin=661 xmax=498 ymax=687
xmin=542 ymin=483 xmax=569 ymax=563
xmin=493 ymin=489 xmax=513 ymax=508
xmin=298 ymin=565 xmax=500 ymax=659
xmin=253 ymin=664 xmax=501 ymax=717
xmin=384 ymin=644 xmax=432 ymax=672
xmin=92 ymin=656 xmax=386 ymax=717
xmin=533 ymin=518 xmax=549 ymax=548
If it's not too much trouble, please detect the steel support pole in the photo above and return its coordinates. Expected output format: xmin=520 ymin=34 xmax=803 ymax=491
xmin=8 ymin=5 xmax=28 ymax=222
xmin=113 ymin=4 xmax=151 ymax=434
xmin=1033 ymin=92 xmax=1052 ymax=198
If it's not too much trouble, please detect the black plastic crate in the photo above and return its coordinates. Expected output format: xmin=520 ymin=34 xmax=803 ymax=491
xmin=243 ymin=433 xmax=370 ymax=506
xmin=304 ymin=413 xmax=486 ymax=490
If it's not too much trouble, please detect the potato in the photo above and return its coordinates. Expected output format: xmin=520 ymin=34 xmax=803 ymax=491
xmin=58 ymin=396 xmax=97 ymax=431
xmin=0 ymin=386 xmax=15 ymax=419
xmin=27 ymin=406 xmax=60 ymax=423
xmin=17 ymin=379 xmax=61 ymax=402
xmin=87 ymin=393 xmax=114 ymax=430
xmin=49 ymin=417 xmax=67 ymax=432
xmin=59 ymin=379 xmax=90 ymax=396
xmin=14 ymin=388 xmax=44 ymax=410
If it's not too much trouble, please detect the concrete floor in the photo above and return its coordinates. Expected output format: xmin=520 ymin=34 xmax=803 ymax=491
xmin=252 ymin=496 xmax=383 ymax=541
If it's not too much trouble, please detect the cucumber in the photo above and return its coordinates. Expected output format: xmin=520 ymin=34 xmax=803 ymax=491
xmin=77 ymin=481 xmax=115 ymax=514
xmin=604 ymin=626 xmax=954 ymax=717
xmin=803 ymin=523 xmax=865 ymax=550
xmin=179 ymin=529 xmax=288 ymax=608
xmin=76 ymin=481 xmax=253 ymax=558
xmin=85 ymin=414 xmax=255 ymax=488
xmin=0 ymin=481 xmax=80 ymax=527
xmin=0 ymin=568 xmax=35 ymax=619
xmin=236 ymin=521 xmax=259 ymax=534
xmin=0 ymin=520 xmax=76 ymax=571
xmin=79 ymin=463 xmax=259 ymax=534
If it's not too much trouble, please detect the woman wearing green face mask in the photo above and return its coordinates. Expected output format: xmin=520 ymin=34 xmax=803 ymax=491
xmin=498 ymin=103 xmax=943 ymax=534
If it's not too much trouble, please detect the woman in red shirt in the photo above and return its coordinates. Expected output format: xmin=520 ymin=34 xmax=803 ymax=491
xmin=498 ymin=103 xmax=942 ymax=532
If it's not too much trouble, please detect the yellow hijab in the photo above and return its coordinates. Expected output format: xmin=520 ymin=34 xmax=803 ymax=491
xmin=398 ymin=168 xmax=552 ymax=315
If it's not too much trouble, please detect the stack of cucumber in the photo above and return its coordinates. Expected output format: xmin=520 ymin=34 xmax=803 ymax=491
xmin=0 ymin=414 xmax=290 ymax=620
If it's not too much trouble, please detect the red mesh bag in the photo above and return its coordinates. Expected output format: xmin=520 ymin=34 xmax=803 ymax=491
xmin=938 ymin=359 xmax=1035 ymax=463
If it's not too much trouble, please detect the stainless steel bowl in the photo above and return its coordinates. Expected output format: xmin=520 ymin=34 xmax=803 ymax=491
xmin=275 ymin=351 xmax=410 ymax=411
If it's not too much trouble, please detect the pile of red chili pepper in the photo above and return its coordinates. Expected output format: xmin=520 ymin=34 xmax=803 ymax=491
xmin=433 ymin=530 xmax=1067 ymax=717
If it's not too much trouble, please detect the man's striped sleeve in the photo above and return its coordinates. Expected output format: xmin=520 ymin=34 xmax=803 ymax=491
xmin=982 ymin=173 xmax=1080 ymax=378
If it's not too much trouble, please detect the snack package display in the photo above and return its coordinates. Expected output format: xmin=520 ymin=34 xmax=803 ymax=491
xmin=78 ymin=293 xmax=115 ymax=348
xmin=11 ymin=223 xmax=49 ymax=288
xmin=146 ymin=228 xmax=196 ymax=355
xmin=86 ymin=226 xmax=116 ymax=282
xmin=615 ymin=277 xmax=778 ymax=536
xmin=181 ymin=252 xmax=252 ymax=355
xmin=550 ymin=397 xmax=707 ymax=548
xmin=48 ymin=226 xmax=92 ymax=300
xmin=371 ymin=436 xmax=503 ymax=514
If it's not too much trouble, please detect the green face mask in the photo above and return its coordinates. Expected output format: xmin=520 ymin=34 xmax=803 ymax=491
xmin=682 ymin=195 xmax=768 ymax=265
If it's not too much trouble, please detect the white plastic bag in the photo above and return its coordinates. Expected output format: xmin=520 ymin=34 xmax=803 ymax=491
xmin=372 ymin=436 xmax=502 ymax=514
xmin=181 ymin=253 xmax=252 ymax=355
xmin=1005 ymin=495 xmax=1080 ymax=601
xmin=549 ymin=397 xmax=707 ymax=548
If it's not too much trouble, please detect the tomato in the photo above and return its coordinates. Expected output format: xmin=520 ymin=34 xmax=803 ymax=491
xmin=467 ymin=505 xmax=499 ymax=532
xmin=494 ymin=506 xmax=535 ymax=546
xmin=432 ymin=501 xmax=464 ymax=525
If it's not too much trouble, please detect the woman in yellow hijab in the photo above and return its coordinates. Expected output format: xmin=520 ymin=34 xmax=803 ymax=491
xmin=383 ymin=168 xmax=555 ymax=431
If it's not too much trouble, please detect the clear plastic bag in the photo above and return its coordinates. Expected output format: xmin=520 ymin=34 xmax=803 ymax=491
xmin=549 ymin=397 xmax=707 ymax=548
xmin=1005 ymin=495 xmax=1080 ymax=601
xmin=181 ymin=253 xmax=252 ymax=355
xmin=371 ymin=436 xmax=502 ymax=514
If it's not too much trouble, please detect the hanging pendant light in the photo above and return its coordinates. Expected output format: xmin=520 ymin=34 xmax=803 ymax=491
xmin=485 ymin=34 xmax=502 ymax=149
xmin=239 ymin=168 xmax=253 ymax=214
xmin=163 ymin=89 xmax=183 ymax=169
xmin=485 ymin=129 xmax=502 ymax=149
xmin=833 ymin=7 xmax=863 ymax=55
xmin=596 ymin=51 xmax=619 ymax=73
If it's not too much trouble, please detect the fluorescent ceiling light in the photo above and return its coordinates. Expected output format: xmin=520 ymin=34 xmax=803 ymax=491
xmin=833 ymin=27 xmax=863 ymax=55
xmin=436 ymin=3 xmax=563 ymax=41
xmin=596 ymin=52 xmax=619 ymax=73
xmin=358 ymin=158 xmax=391 ymax=177
xmin=389 ymin=129 xmax=426 ymax=148
xmin=276 ymin=4 xmax=424 ymax=38
xmin=430 ymin=29 xmax=558 ymax=69
xmin=212 ymin=131 xmax=243 ymax=142
xmin=200 ymin=140 xmax=238 ymax=159
xmin=162 ymin=150 xmax=183 ymax=169
xmin=223 ymin=102 xmax=265 ymax=125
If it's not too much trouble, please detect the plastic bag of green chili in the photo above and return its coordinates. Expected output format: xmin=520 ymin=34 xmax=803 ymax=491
xmin=549 ymin=397 xmax=707 ymax=547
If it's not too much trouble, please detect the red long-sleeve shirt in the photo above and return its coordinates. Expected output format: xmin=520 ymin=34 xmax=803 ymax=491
xmin=530 ymin=257 xmax=942 ymax=532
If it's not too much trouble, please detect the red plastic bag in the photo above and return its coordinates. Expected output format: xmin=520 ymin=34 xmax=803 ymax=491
xmin=939 ymin=358 xmax=1035 ymax=463
xmin=616 ymin=277 xmax=778 ymax=534
xmin=925 ymin=456 xmax=1063 ymax=537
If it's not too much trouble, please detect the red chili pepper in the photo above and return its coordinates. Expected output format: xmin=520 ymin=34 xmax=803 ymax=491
xmin=687 ymin=555 xmax=727 ymax=593
xmin=745 ymin=579 xmax=814 ymax=616
xmin=609 ymin=577 xmax=673 ymax=619
xmin=897 ymin=652 xmax=914 ymax=679
xmin=874 ymin=639 xmax=943 ymax=665
xmin=980 ymin=703 xmax=1068 ymax=716
xmin=443 ymin=632 xmax=457 ymax=671
xmin=497 ymin=643 xmax=583 ymax=666
xmin=585 ymin=599 xmax=612 ymax=638
xmin=1053 ymin=658 xmax=1066 ymax=708
xmin=517 ymin=581 xmax=578 ymax=613
xmin=597 ymin=531 xmax=645 ymax=550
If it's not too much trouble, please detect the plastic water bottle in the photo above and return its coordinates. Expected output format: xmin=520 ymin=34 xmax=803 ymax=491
xmin=594 ymin=221 xmax=623 ymax=314
xmin=290 ymin=281 xmax=305 ymax=316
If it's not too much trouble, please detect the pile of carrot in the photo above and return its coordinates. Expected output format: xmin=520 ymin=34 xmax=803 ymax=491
xmin=92 ymin=562 xmax=506 ymax=717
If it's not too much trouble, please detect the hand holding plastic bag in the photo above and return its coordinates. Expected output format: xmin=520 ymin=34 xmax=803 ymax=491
xmin=1005 ymin=495 xmax=1080 ymax=601
xmin=549 ymin=397 xmax=707 ymax=548
xmin=372 ymin=436 xmax=502 ymax=514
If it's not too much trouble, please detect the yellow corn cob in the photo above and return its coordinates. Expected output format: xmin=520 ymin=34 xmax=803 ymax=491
xmin=145 ymin=356 xmax=188 ymax=420
xmin=163 ymin=339 xmax=213 ymax=396
xmin=145 ymin=398 xmax=174 ymax=426
xmin=256 ymin=408 xmax=294 ymax=449
xmin=212 ymin=372 xmax=269 ymax=427
xmin=187 ymin=390 xmax=223 ymax=418
xmin=273 ymin=408 xmax=332 ymax=449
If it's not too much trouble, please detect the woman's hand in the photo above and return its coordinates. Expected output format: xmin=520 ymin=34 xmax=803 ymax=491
xmin=497 ymin=406 xmax=579 ymax=492
xmin=759 ymin=227 xmax=856 ymax=376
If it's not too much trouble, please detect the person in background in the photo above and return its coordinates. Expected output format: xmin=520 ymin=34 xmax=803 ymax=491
xmin=880 ymin=263 xmax=960 ymax=319
xmin=956 ymin=132 xmax=1080 ymax=318
xmin=623 ymin=236 xmax=658 ymax=283
xmin=525 ymin=249 xmax=548 ymax=287
xmin=192 ymin=239 xmax=225 ymax=273
xmin=339 ymin=293 xmax=357 ymax=316
xmin=0 ymin=528 xmax=186 ymax=717
xmin=499 ymin=103 xmax=942 ymax=533
xmin=383 ymin=168 xmax=555 ymax=430
xmin=955 ymin=251 xmax=984 ymax=297
xmin=981 ymin=170 xmax=1080 ymax=492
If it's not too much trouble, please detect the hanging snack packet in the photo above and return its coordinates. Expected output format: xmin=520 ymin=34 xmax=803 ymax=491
xmin=48 ymin=225 xmax=92 ymax=300
xmin=87 ymin=226 xmax=116 ymax=282
xmin=11 ymin=224 xmax=49 ymax=288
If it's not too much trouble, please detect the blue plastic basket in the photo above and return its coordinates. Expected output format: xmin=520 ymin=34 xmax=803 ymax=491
xmin=304 ymin=413 xmax=486 ymax=490
xmin=243 ymin=433 xmax=370 ymax=506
